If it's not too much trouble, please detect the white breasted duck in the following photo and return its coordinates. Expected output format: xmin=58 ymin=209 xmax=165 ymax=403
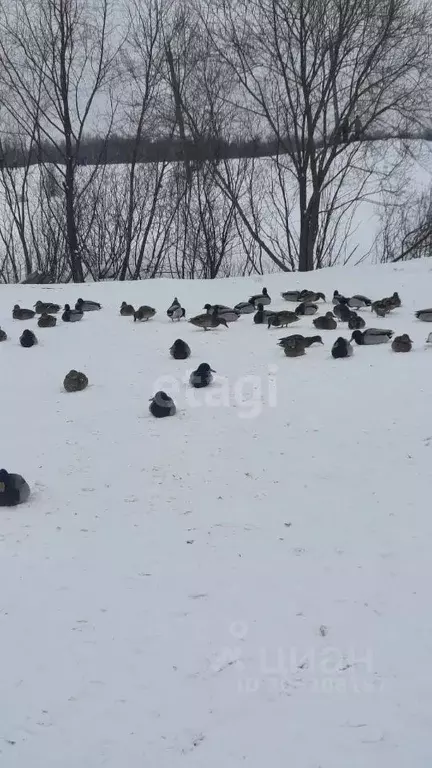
xmin=331 ymin=337 xmax=353 ymax=358
xmin=167 ymin=298 xmax=186 ymax=321
xmin=351 ymin=328 xmax=393 ymax=345
xmin=415 ymin=308 xmax=432 ymax=322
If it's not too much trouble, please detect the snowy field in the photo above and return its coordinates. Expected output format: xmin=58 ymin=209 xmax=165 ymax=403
xmin=2 ymin=259 xmax=432 ymax=766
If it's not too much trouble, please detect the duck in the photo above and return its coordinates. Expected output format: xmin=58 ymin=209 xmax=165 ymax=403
xmin=391 ymin=334 xmax=412 ymax=353
xmin=254 ymin=304 xmax=275 ymax=324
xmin=234 ymin=301 xmax=256 ymax=314
xmin=426 ymin=332 xmax=432 ymax=345
xmin=34 ymin=300 xmax=60 ymax=314
xmin=190 ymin=362 xmax=215 ymax=388
xmin=333 ymin=303 xmax=353 ymax=322
xmin=281 ymin=290 xmax=303 ymax=302
xmin=371 ymin=301 xmax=391 ymax=318
xmin=313 ymin=312 xmax=337 ymax=330
xmin=415 ymin=308 xmax=432 ymax=322
xmin=347 ymin=294 xmax=372 ymax=309
xmin=134 ymin=306 xmax=156 ymax=322
xmin=62 ymin=304 xmax=83 ymax=322
xmin=0 ymin=468 xmax=30 ymax=506
xmin=189 ymin=308 xmax=228 ymax=330
xmin=75 ymin=298 xmax=101 ymax=312
xmin=0 ymin=327 xmax=7 ymax=341
xmin=20 ymin=329 xmax=37 ymax=348
xmin=295 ymin=301 xmax=318 ymax=316
xmin=278 ymin=334 xmax=323 ymax=349
xmin=280 ymin=336 xmax=307 ymax=357
xmin=170 ymin=339 xmax=191 ymax=360
xmin=348 ymin=312 xmax=366 ymax=330
xmin=167 ymin=298 xmax=186 ymax=321
xmin=120 ymin=301 xmax=135 ymax=316
xmin=299 ymin=291 xmax=326 ymax=303
xmin=149 ymin=391 xmax=176 ymax=418
xmin=248 ymin=287 xmax=271 ymax=307
xmin=331 ymin=337 xmax=353 ymax=358
xmin=203 ymin=304 xmax=239 ymax=322
xmin=351 ymin=328 xmax=393 ymax=345
xmin=332 ymin=290 xmax=349 ymax=305
xmin=64 ymin=370 xmax=88 ymax=392
xmin=267 ymin=311 xmax=299 ymax=329
xmin=388 ymin=292 xmax=401 ymax=308
xmin=38 ymin=312 xmax=57 ymax=328
xmin=13 ymin=304 xmax=35 ymax=320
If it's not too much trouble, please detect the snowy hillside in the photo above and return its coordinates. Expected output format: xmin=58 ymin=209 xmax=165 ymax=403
xmin=2 ymin=259 xmax=432 ymax=767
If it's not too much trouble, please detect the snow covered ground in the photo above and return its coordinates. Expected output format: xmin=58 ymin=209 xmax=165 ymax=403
xmin=1 ymin=259 xmax=432 ymax=767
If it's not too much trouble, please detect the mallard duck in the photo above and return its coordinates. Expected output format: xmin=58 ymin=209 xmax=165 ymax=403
xmin=281 ymin=290 xmax=303 ymax=302
xmin=254 ymin=304 xmax=275 ymax=324
xmin=149 ymin=391 xmax=176 ymax=418
xmin=0 ymin=327 xmax=7 ymax=341
xmin=62 ymin=304 xmax=83 ymax=322
xmin=348 ymin=294 xmax=372 ymax=308
xmin=13 ymin=304 xmax=35 ymax=320
xmin=267 ymin=311 xmax=299 ymax=329
xmin=38 ymin=312 xmax=57 ymax=328
xmin=348 ymin=312 xmax=366 ymax=330
xmin=189 ymin=308 xmax=228 ymax=330
xmin=351 ymin=328 xmax=393 ymax=345
xmin=299 ymin=291 xmax=326 ymax=302
xmin=249 ymin=287 xmax=271 ymax=307
xmin=415 ymin=308 xmax=432 ymax=322
xmin=170 ymin=339 xmax=191 ymax=359
xmin=234 ymin=301 xmax=255 ymax=314
xmin=313 ymin=312 xmax=337 ymax=330
xmin=278 ymin=334 xmax=323 ymax=349
xmin=34 ymin=300 xmax=61 ymax=314
xmin=64 ymin=370 xmax=88 ymax=392
xmin=134 ymin=306 xmax=156 ymax=322
xmin=281 ymin=336 xmax=306 ymax=357
xmin=20 ymin=329 xmax=37 ymax=348
xmin=392 ymin=334 xmax=412 ymax=353
xmin=333 ymin=303 xmax=353 ymax=322
xmin=295 ymin=301 xmax=318 ymax=316
xmin=190 ymin=362 xmax=215 ymax=388
xmin=388 ymin=292 xmax=401 ymax=308
xmin=120 ymin=301 xmax=135 ymax=316
xmin=331 ymin=337 xmax=353 ymax=358
xmin=332 ymin=290 xmax=348 ymax=305
xmin=203 ymin=304 xmax=239 ymax=322
xmin=75 ymin=298 xmax=101 ymax=312
xmin=371 ymin=301 xmax=391 ymax=318
xmin=426 ymin=332 xmax=432 ymax=345
xmin=0 ymin=469 xmax=30 ymax=506
xmin=167 ymin=298 xmax=186 ymax=321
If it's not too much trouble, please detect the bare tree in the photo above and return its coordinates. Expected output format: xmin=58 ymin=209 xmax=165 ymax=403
xmin=202 ymin=0 xmax=432 ymax=270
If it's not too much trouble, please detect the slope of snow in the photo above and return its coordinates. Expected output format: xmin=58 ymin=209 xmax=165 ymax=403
xmin=1 ymin=259 xmax=432 ymax=767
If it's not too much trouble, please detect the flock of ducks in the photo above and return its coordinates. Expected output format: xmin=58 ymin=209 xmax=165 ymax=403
xmin=2 ymin=285 xmax=432 ymax=417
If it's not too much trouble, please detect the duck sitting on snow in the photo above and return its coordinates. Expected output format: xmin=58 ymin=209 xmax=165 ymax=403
xmin=134 ymin=306 xmax=156 ymax=322
xmin=415 ymin=308 xmax=432 ymax=322
xmin=120 ymin=302 xmax=135 ymax=316
xmin=75 ymin=298 xmax=101 ymax=312
xmin=62 ymin=304 xmax=83 ymax=322
xmin=333 ymin=303 xmax=353 ymax=322
xmin=391 ymin=334 xmax=412 ymax=353
xmin=348 ymin=312 xmax=366 ymax=330
xmin=149 ymin=391 xmax=176 ymax=418
xmin=299 ymin=291 xmax=326 ymax=303
xmin=190 ymin=363 xmax=215 ymax=388
xmin=254 ymin=303 xmax=275 ymax=324
xmin=280 ymin=336 xmax=307 ymax=357
xmin=249 ymin=287 xmax=271 ymax=307
xmin=13 ymin=304 xmax=35 ymax=320
xmin=38 ymin=312 xmax=57 ymax=327
xmin=347 ymin=294 xmax=372 ymax=309
xmin=268 ymin=311 xmax=299 ymax=329
xmin=189 ymin=308 xmax=228 ymax=330
xmin=234 ymin=301 xmax=255 ymax=314
xmin=167 ymin=297 xmax=186 ymax=321
xmin=295 ymin=301 xmax=318 ymax=316
xmin=351 ymin=328 xmax=393 ymax=345
xmin=0 ymin=327 xmax=7 ymax=341
xmin=331 ymin=337 xmax=353 ymax=358
xmin=20 ymin=329 xmax=37 ymax=348
xmin=313 ymin=312 xmax=337 ymax=330
xmin=64 ymin=370 xmax=88 ymax=392
xmin=34 ymin=300 xmax=61 ymax=314
xmin=170 ymin=339 xmax=191 ymax=359
xmin=0 ymin=469 xmax=30 ymax=506
xmin=281 ymin=290 xmax=303 ymax=302
xmin=371 ymin=301 xmax=391 ymax=318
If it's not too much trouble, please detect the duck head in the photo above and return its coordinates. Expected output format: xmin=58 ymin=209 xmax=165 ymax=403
xmin=196 ymin=363 xmax=215 ymax=373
